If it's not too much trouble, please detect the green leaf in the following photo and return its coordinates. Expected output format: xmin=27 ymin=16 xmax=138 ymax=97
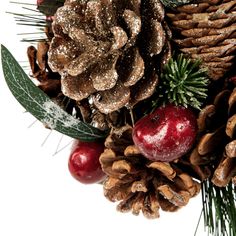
xmin=1 ymin=45 xmax=106 ymax=142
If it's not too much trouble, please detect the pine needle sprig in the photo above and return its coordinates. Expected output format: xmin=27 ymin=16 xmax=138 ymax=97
xmin=201 ymin=180 xmax=236 ymax=236
xmin=160 ymin=54 xmax=209 ymax=110
xmin=8 ymin=3 xmax=48 ymax=43
xmin=8 ymin=0 xmax=65 ymax=43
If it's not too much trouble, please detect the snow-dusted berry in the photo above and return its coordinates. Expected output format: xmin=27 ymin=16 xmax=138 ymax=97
xmin=132 ymin=104 xmax=197 ymax=162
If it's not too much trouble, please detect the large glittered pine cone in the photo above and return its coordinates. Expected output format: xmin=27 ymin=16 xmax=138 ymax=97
xmin=47 ymin=0 xmax=172 ymax=114
xmin=27 ymin=40 xmax=126 ymax=130
xmin=99 ymin=125 xmax=200 ymax=219
xmin=188 ymin=83 xmax=236 ymax=187
xmin=166 ymin=0 xmax=236 ymax=80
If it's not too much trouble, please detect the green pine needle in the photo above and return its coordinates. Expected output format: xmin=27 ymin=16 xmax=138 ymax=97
xmin=8 ymin=3 xmax=49 ymax=43
xmin=201 ymin=180 xmax=236 ymax=236
xmin=160 ymin=54 xmax=209 ymax=110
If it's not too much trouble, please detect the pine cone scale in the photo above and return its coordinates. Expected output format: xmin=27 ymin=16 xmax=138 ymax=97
xmin=225 ymin=140 xmax=236 ymax=158
xmin=226 ymin=114 xmax=236 ymax=138
xmin=61 ymin=73 xmax=96 ymax=101
xmin=228 ymin=88 xmax=236 ymax=113
xmin=93 ymin=82 xmax=130 ymax=114
xmin=129 ymin=72 xmax=159 ymax=107
xmin=197 ymin=126 xmax=226 ymax=156
xmin=212 ymin=154 xmax=236 ymax=187
xmin=147 ymin=162 xmax=176 ymax=180
xmin=122 ymin=9 xmax=141 ymax=40
xmin=157 ymin=185 xmax=191 ymax=207
xmin=118 ymin=47 xmax=145 ymax=87
xmin=148 ymin=21 xmax=166 ymax=56
xmin=180 ymin=23 xmax=236 ymax=38
xmin=131 ymin=180 xmax=148 ymax=193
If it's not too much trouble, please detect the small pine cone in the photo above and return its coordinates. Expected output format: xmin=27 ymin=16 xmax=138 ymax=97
xmin=99 ymin=125 xmax=200 ymax=219
xmin=188 ymin=86 xmax=236 ymax=187
xmin=48 ymin=0 xmax=172 ymax=114
xmin=166 ymin=0 xmax=236 ymax=80
xmin=27 ymin=42 xmax=61 ymax=97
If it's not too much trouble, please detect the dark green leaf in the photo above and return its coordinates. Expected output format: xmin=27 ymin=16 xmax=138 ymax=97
xmin=1 ymin=45 xmax=106 ymax=141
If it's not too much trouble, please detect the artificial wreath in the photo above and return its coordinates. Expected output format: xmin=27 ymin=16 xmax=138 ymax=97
xmin=1 ymin=0 xmax=236 ymax=235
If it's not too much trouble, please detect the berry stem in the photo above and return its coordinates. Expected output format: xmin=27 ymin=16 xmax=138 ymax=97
xmin=129 ymin=108 xmax=135 ymax=127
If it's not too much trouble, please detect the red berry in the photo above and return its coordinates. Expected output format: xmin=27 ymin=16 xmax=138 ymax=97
xmin=46 ymin=16 xmax=54 ymax=22
xmin=68 ymin=141 xmax=106 ymax=184
xmin=132 ymin=104 xmax=197 ymax=162
xmin=37 ymin=0 xmax=44 ymax=5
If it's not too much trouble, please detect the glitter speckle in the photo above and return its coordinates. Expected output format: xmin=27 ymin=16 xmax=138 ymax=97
xmin=42 ymin=101 xmax=78 ymax=129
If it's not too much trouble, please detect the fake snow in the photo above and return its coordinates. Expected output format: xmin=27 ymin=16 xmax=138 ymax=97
xmin=143 ymin=124 xmax=168 ymax=145
xmin=42 ymin=101 xmax=78 ymax=129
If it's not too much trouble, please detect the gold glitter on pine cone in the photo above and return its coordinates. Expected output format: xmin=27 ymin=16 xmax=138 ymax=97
xmin=99 ymin=125 xmax=200 ymax=219
xmin=188 ymin=85 xmax=236 ymax=187
xmin=47 ymin=0 xmax=172 ymax=114
xmin=166 ymin=0 xmax=236 ymax=80
xmin=27 ymin=41 xmax=126 ymax=130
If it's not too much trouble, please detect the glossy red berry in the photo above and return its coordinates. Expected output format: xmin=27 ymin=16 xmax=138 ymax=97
xmin=68 ymin=141 xmax=106 ymax=184
xmin=132 ymin=104 xmax=197 ymax=162
xmin=37 ymin=0 xmax=44 ymax=5
xmin=229 ymin=76 xmax=236 ymax=86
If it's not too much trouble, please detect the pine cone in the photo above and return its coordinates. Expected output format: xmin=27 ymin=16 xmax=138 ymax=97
xmin=48 ymin=0 xmax=172 ymax=114
xmin=166 ymin=0 xmax=236 ymax=80
xmin=189 ymin=85 xmax=236 ymax=187
xmin=27 ymin=42 xmax=61 ymax=98
xmin=99 ymin=125 xmax=200 ymax=219
xmin=27 ymin=41 xmax=126 ymax=129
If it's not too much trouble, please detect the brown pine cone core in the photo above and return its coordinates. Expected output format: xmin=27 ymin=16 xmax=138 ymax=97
xmin=100 ymin=125 xmax=200 ymax=219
